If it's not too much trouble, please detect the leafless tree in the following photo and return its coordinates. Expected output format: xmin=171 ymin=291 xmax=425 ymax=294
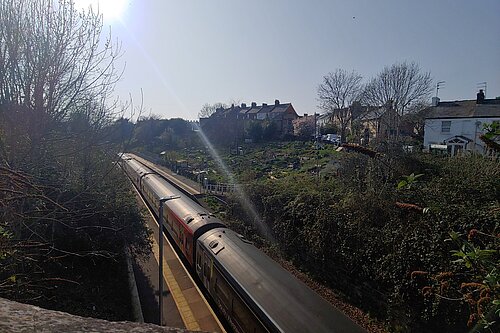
xmin=0 ymin=0 xmax=151 ymax=305
xmin=198 ymin=102 xmax=227 ymax=118
xmin=0 ymin=0 xmax=123 ymax=163
xmin=363 ymin=62 xmax=433 ymax=116
xmin=361 ymin=62 xmax=432 ymax=144
xmin=317 ymin=69 xmax=363 ymax=142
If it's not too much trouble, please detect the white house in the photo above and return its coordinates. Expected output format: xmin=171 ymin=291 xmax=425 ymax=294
xmin=423 ymin=94 xmax=500 ymax=155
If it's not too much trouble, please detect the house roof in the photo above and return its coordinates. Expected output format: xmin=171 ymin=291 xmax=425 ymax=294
xmin=258 ymin=105 xmax=276 ymax=114
xmin=212 ymin=101 xmax=298 ymax=118
xmin=239 ymin=107 xmax=250 ymax=115
xmin=426 ymin=99 xmax=500 ymax=119
xmin=247 ymin=106 xmax=262 ymax=114
xmin=271 ymin=103 xmax=291 ymax=113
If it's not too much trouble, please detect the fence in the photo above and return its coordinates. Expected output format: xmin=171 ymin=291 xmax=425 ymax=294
xmin=203 ymin=182 xmax=236 ymax=195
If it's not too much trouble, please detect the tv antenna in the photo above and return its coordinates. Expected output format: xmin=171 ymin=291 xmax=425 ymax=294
xmin=477 ymin=82 xmax=487 ymax=97
xmin=436 ymin=81 xmax=445 ymax=98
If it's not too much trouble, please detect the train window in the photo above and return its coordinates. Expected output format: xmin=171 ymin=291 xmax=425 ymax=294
xmin=214 ymin=268 xmax=231 ymax=310
xmin=233 ymin=296 xmax=266 ymax=333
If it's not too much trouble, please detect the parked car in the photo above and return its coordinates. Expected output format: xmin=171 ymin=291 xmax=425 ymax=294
xmin=321 ymin=134 xmax=341 ymax=145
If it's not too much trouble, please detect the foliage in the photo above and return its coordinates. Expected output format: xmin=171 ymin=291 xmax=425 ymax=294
xmin=480 ymin=121 xmax=500 ymax=154
xmin=293 ymin=116 xmax=316 ymax=140
xmin=412 ymin=230 xmax=499 ymax=332
xmin=320 ymin=122 xmax=339 ymax=135
xmin=246 ymin=120 xmax=264 ymax=142
xmin=0 ymin=0 xmax=150 ymax=319
xmin=222 ymin=150 xmax=499 ymax=333
xmin=397 ymin=173 xmax=424 ymax=190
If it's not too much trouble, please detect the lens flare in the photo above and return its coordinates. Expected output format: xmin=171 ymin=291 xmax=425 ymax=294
xmin=73 ymin=0 xmax=128 ymax=22
xmin=194 ymin=123 xmax=275 ymax=242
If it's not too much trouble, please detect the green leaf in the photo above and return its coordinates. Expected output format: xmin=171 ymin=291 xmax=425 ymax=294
xmin=397 ymin=180 xmax=407 ymax=190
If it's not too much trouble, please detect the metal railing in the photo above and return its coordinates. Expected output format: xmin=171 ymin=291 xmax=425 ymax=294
xmin=202 ymin=182 xmax=236 ymax=195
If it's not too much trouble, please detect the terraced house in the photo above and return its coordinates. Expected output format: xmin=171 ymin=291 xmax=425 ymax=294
xmin=199 ymin=99 xmax=299 ymax=143
xmin=423 ymin=91 xmax=500 ymax=156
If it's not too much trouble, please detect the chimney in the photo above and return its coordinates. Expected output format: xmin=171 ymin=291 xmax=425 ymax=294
xmin=432 ymin=97 xmax=440 ymax=106
xmin=231 ymin=103 xmax=234 ymax=108
xmin=262 ymin=103 xmax=267 ymax=106
xmin=241 ymin=103 xmax=247 ymax=108
xmin=275 ymin=99 xmax=280 ymax=105
xmin=251 ymin=102 xmax=257 ymax=107
xmin=477 ymin=89 xmax=485 ymax=104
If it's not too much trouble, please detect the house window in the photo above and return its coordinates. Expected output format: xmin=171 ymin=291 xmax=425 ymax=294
xmin=441 ymin=121 xmax=451 ymax=133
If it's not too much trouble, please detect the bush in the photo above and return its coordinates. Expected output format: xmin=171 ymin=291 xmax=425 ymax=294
xmin=224 ymin=153 xmax=500 ymax=332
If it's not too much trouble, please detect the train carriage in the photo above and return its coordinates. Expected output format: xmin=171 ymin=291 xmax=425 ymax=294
xmin=121 ymin=156 xmax=224 ymax=265
xmin=120 ymin=155 xmax=366 ymax=333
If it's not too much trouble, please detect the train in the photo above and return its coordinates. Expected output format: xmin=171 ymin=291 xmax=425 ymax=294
xmin=120 ymin=154 xmax=366 ymax=333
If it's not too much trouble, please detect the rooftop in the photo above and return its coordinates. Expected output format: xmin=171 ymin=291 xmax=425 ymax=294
xmin=426 ymin=99 xmax=500 ymax=119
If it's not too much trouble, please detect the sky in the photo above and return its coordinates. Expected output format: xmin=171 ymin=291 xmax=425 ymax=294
xmin=82 ymin=0 xmax=500 ymax=120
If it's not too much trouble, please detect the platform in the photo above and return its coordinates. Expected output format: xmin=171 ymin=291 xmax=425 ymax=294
xmin=131 ymin=184 xmax=225 ymax=333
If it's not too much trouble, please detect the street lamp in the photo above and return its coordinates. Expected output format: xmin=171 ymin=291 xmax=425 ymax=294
xmin=158 ymin=195 xmax=179 ymax=326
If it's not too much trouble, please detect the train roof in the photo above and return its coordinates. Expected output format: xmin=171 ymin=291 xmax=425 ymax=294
xmin=199 ymin=228 xmax=366 ymax=333
xmin=122 ymin=158 xmax=225 ymax=236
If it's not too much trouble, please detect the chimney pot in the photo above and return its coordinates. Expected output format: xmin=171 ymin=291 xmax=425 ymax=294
xmin=251 ymin=102 xmax=256 ymax=107
xmin=262 ymin=103 xmax=267 ymax=106
xmin=432 ymin=97 xmax=440 ymax=106
xmin=241 ymin=103 xmax=247 ymax=108
xmin=477 ymin=89 xmax=485 ymax=104
xmin=304 ymin=113 xmax=308 ymax=117
xmin=275 ymin=99 xmax=280 ymax=105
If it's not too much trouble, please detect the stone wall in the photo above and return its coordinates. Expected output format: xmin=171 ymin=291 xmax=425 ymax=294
xmin=0 ymin=297 xmax=206 ymax=333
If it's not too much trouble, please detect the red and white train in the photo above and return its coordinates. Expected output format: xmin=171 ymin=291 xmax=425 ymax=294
xmin=121 ymin=154 xmax=366 ymax=333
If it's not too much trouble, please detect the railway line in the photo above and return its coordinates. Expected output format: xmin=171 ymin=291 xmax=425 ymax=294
xmin=126 ymin=156 xmax=225 ymax=332
xmin=122 ymin=153 xmax=366 ymax=333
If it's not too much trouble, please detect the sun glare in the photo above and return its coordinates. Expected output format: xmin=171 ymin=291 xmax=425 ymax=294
xmin=73 ymin=0 xmax=128 ymax=22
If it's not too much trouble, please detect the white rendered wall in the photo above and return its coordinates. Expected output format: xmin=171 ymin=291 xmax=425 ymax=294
xmin=423 ymin=117 xmax=499 ymax=153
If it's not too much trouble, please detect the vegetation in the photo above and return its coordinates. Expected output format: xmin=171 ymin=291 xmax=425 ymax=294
xmin=0 ymin=0 xmax=150 ymax=319
xmin=201 ymin=144 xmax=499 ymax=333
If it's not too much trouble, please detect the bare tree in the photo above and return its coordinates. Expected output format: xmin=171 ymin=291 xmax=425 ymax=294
xmin=363 ymin=62 xmax=432 ymax=116
xmin=0 ymin=0 xmax=151 ymax=307
xmin=0 ymin=0 xmax=122 ymax=156
xmin=198 ymin=102 xmax=227 ymax=118
xmin=317 ymin=69 xmax=363 ymax=142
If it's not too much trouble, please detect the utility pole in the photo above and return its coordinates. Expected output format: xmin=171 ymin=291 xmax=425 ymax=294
xmin=315 ymin=113 xmax=320 ymax=182
xmin=158 ymin=195 xmax=179 ymax=326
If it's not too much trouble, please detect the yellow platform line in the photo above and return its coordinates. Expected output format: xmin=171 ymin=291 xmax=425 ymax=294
xmin=151 ymin=237 xmax=201 ymax=331
xmin=129 ymin=169 xmax=226 ymax=333
xmin=153 ymin=240 xmax=201 ymax=331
